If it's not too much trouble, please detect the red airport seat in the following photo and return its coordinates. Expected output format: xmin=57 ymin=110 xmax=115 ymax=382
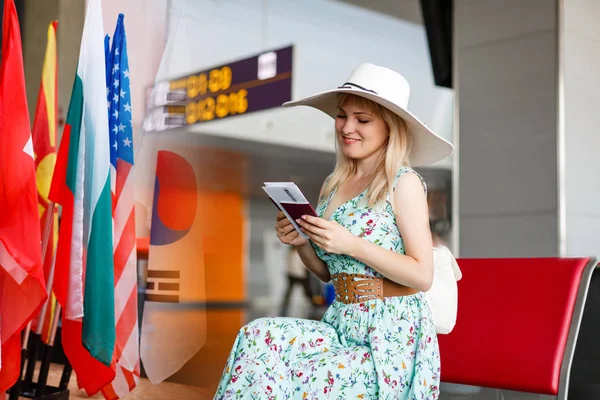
xmin=438 ymin=257 xmax=599 ymax=399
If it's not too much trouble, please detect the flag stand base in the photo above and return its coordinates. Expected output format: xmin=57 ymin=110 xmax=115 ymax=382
xmin=8 ymin=333 xmax=73 ymax=400
xmin=19 ymin=386 xmax=69 ymax=400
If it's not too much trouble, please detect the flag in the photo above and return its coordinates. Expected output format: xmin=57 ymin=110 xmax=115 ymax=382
xmin=0 ymin=0 xmax=47 ymax=390
xmin=140 ymin=147 xmax=207 ymax=383
xmin=100 ymin=14 xmax=140 ymax=400
xmin=48 ymin=0 xmax=116 ymax=394
xmin=31 ymin=20 xmax=59 ymax=345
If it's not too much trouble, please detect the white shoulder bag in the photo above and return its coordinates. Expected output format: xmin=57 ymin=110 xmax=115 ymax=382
xmin=387 ymin=170 xmax=461 ymax=334
xmin=426 ymin=246 xmax=462 ymax=334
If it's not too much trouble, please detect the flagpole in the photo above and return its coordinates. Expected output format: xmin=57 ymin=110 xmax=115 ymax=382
xmin=21 ymin=201 xmax=55 ymax=346
xmin=7 ymin=338 xmax=28 ymax=400
xmin=40 ymin=202 xmax=55 ymax=267
xmin=31 ymin=203 xmax=70 ymax=399
xmin=36 ymin=303 xmax=62 ymax=396
xmin=58 ymin=361 xmax=73 ymax=392
xmin=19 ymin=202 xmax=58 ymax=396
xmin=36 ymin=212 xmax=58 ymax=337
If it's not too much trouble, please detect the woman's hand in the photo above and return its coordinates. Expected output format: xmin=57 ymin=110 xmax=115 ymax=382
xmin=275 ymin=211 xmax=308 ymax=246
xmin=297 ymin=215 xmax=358 ymax=255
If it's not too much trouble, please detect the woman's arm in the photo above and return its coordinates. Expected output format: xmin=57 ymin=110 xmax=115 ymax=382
xmin=348 ymin=172 xmax=433 ymax=291
xmin=296 ymin=242 xmax=330 ymax=282
xmin=276 ymin=211 xmax=330 ymax=282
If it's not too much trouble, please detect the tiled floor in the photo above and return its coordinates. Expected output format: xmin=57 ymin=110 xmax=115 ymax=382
xmin=15 ymin=363 xmax=216 ymax=400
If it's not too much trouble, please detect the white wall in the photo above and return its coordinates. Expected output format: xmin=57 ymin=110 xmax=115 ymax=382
xmin=455 ymin=0 xmax=559 ymax=258
xmin=563 ymin=0 xmax=600 ymax=258
xmin=157 ymin=0 xmax=454 ymax=165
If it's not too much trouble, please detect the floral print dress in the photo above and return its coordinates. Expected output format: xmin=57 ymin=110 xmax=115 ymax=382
xmin=214 ymin=167 xmax=440 ymax=400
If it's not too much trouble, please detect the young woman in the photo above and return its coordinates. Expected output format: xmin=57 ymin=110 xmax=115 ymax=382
xmin=214 ymin=63 xmax=454 ymax=400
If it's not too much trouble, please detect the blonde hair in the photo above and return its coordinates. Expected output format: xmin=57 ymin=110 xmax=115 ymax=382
xmin=321 ymin=94 xmax=412 ymax=208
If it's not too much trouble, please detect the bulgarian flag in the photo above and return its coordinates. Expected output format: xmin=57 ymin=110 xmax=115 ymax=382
xmin=48 ymin=0 xmax=116 ymax=394
xmin=31 ymin=20 xmax=59 ymax=345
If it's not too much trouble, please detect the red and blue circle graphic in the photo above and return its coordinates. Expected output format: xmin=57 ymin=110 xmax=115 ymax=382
xmin=150 ymin=151 xmax=197 ymax=245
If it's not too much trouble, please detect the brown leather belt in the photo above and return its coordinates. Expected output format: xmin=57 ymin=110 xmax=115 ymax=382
xmin=331 ymin=273 xmax=419 ymax=304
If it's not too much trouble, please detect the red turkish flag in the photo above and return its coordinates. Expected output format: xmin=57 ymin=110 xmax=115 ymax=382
xmin=0 ymin=0 xmax=47 ymax=391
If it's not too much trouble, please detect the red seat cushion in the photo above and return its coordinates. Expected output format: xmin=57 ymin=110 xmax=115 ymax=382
xmin=438 ymin=257 xmax=590 ymax=394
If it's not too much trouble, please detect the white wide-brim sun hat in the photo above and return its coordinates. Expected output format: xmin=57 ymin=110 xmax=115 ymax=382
xmin=282 ymin=63 xmax=454 ymax=167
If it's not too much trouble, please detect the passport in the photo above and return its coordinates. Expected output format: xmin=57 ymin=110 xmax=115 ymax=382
xmin=262 ymin=182 xmax=317 ymax=239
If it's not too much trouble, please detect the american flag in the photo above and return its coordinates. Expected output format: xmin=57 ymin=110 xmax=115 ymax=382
xmin=102 ymin=13 xmax=140 ymax=400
